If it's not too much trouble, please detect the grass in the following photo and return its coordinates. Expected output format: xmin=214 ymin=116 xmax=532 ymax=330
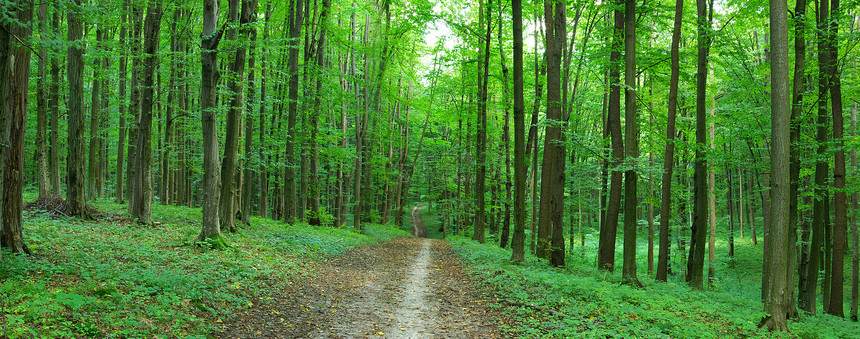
xmin=446 ymin=216 xmax=860 ymax=338
xmin=1 ymin=196 xmax=409 ymax=338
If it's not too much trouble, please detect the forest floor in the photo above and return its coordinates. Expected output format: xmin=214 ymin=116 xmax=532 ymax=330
xmin=218 ymin=207 xmax=505 ymax=338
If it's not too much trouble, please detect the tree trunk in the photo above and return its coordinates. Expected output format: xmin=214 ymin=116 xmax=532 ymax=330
xmin=49 ymin=9 xmax=62 ymax=199
xmin=35 ymin=2 xmax=50 ymax=200
xmin=686 ymin=0 xmax=711 ymax=291
xmin=598 ymin=0 xmax=625 ymax=273
xmin=88 ymin=29 xmax=103 ymax=201
xmin=126 ymin=6 xmax=143 ymax=207
xmin=803 ymin=0 xmax=831 ymax=314
xmin=220 ymin=0 xmax=256 ymax=232
xmin=825 ymin=0 xmax=847 ymax=318
xmin=510 ymin=0 xmax=527 ymax=263
xmin=286 ymin=0 xmax=304 ymax=224
xmin=242 ymin=3 xmax=259 ymax=225
xmin=707 ymin=92 xmax=716 ymax=286
xmin=64 ymin=0 xmax=91 ymax=219
xmin=761 ymin=0 xmax=790 ymax=329
xmin=498 ymin=5 xmax=512 ymax=249
xmin=788 ymin=0 xmax=807 ymax=317
xmin=621 ymin=0 xmax=640 ymax=285
xmin=850 ymin=102 xmax=858 ymax=321
xmin=657 ymin=0 xmax=683 ymax=282
xmin=198 ymin=0 xmax=224 ymax=244
xmin=1 ymin=0 xmax=33 ymax=254
xmin=474 ymin=0 xmax=492 ymax=244
xmin=130 ymin=2 xmax=163 ymax=226
xmin=115 ymin=2 xmax=129 ymax=204
xmin=307 ymin=0 xmax=330 ymax=226
xmin=538 ymin=0 xmax=566 ymax=266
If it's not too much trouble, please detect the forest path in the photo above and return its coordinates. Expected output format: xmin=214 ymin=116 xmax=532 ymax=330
xmin=217 ymin=237 xmax=501 ymax=338
xmin=411 ymin=204 xmax=428 ymax=238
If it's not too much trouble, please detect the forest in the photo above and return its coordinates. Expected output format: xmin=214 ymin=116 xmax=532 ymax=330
xmin=1 ymin=0 xmax=860 ymax=337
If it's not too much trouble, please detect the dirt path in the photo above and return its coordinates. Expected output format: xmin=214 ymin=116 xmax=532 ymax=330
xmin=218 ymin=237 xmax=502 ymax=338
xmin=411 ymin=204 xmax=428 ymax=238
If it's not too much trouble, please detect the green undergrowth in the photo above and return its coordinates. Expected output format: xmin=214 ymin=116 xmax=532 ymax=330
xmin=1 ymin=198 xmax=409 ymax=338
xmin=447 ymin=235 xmax=860 ymax=338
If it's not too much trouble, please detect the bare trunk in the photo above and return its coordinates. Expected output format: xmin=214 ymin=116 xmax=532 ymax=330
xmin=64 ymin=0 xmax=91 ymax=219
xmin=1 ymin=0 xmax=33 ymax=254
xmin=657 ymin=0 xmax=683 ymax=282
xmin=198 ymin=0 xmax=224 ymax=244
xmin=35 ymin=2 xmax=50 ymax=200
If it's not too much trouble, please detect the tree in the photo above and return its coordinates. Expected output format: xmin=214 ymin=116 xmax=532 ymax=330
xmin=198 ymin=0 xmax=225 ymax=244
xmin=621 ymin=0 xmax=640 ymax=286
xmin=657 ymin=0 xmax=683 ymax=282
xmin=286 ymin=0 xmax=304 ymax=224
xmin=116 ymin=1 xmax=129 ymax=204
xmin=474 ymin=0 xmax=492 ymax=244
xmin=1 ymin=0 xmax=33 ymax=254
xmin=64 ymin=0 xmax=92 ymax=219
xmin=130 ymin=1 xmax=163 ymax=226
xmin=598 ymin=0 xmax=625 ymax=272
xmin=35 ymin=1 xmax=50 ymax=200
xmin=761 ymin=0 xmax=790 ymax=330
xmin=220 ymin=0 xmax=257 ymax=232
xmin=686 ymin=0 xmax=712 ymax=291
xmin=509 ymin=0 xmax=526 ymax=263
xmin=538 ymin=0 xmax=566 ymax=266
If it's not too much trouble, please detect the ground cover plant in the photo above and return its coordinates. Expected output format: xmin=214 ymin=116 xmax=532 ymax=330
xmin=447 ymin=226 xmax=860 ymax=338
xmin=0 ymin=196 xmax=409 ymax=338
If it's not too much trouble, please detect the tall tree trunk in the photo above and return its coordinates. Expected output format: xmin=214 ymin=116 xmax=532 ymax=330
xmin=49 ymin=9 xmax=62 ymax=199
xmin=707 ymin=93 xmax=717 ymax=285
xmin=258 ymin=5 xmax=271 ymax=218
xmin=826 ymin=0 xmax=846 ymax=317
xmin=657 ymin=0 xmax=684 ymax=282
xmin=286 ymin=0 xmax=304 ymax=224
xmin=88 ymin=29 xmax=103 ymax=201
xmin=1 ymin=0 xmax=33 ymax=254
xmin=622 ymin=0 xmax=640 ymax=285
xmin=598 ymin=0 xmax=624 ymax=272
xmin=64 ymin=0 xmax=91 ymax=219
xmin=242 ymin=3 xmax=259 ymax=225
xmin=307 ymin=0 xmax=330 ymax=226
xmin=804 ymin=0 xmax=831 ymax=314
xmin=35 ymin=1 xmax=50 ymax=200
xmin=220 ymin=0 xmax=256 ymax=232
xmin=538 ymin=0 xmax=566 ymax=266
xmin=761 ymin=0 xmax=790 ymax=329
xmin=498 ymin=5 xmax=512 ymax=249
xmin=474 ymin=0 xmax=492 ymax=244
xmin=130 ymin=1 xmax=163 ymax=226
xmin=510 ymin=0 xmax=527 ymax=263
xmin=850 ymin=102 xmax=858 ymax=321
xmin=115 ymin=1 xmax=129 ymax=204
xmin=686 ymin=0 xmax=711 ymax=290
xmin=126 ymin=6 xmax=143 ymax=207
xmin=197 ymin=0 xmax=225 ymax=244
xmin=788 ymin=0 xmax=807 ymax=316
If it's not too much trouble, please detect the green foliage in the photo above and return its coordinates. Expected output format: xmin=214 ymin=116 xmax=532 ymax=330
xmin=0 ymin=199 xmax=408 ymax=338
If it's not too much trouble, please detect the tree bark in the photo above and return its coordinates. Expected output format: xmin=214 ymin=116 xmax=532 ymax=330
xmin=242 ymin=3 xmax=259 ymax=225
xmin=286 ymin=0 xmax=304 ymax=224
xmin=498 ymin=5 xmax=512 ymax=249
xmin=707 ymin=92 xmax=716 ymax=285
xmin=826 ymin=0 xmax=847 ymax=317
xmin=761 ymin=0 xmax=790 ymax=329
xmin=1 ymin=0 xmax=33 ymax=254
xmin=510 ymin=0 xmax=527 ymax=263
xmin=115 ymin=1 xmax=129 ymax=204
xmin=474 ymin=0 xmax=492 ymax=244
xmin=621 ymin=0 xmax=640 ymax=285
xmin=686 ymin=0 xmax=711 ymax=291
xmin=850 ymin=102 xmax=858 ymax=321
xmin=130 ymin=1 xmax=163 ymax=226
xmin=198 ymin=0 xmax=224 ymax=244
xmin=64 ymin=0 xmax=92 ymax=219
xmin=88 ymin=29 xmax=103 ymax=201
xmin=35 ymin=1 xmax=50 ymax=200
xmin=49 ymin=9 xmax=61 ymax=199
xmin=598 ymin=0 xmax=625 ymax=273
xmin=788 ymin=0 xmax=807 ymax=317
xmin=657 ymin=0 xmax=684 ymax=282
xmin=538 ymin=0 xmax=566 ymax=266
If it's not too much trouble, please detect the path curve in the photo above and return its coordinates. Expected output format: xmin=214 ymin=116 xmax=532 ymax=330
xmin=411 ymin=204 xmax=428 ymax=238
